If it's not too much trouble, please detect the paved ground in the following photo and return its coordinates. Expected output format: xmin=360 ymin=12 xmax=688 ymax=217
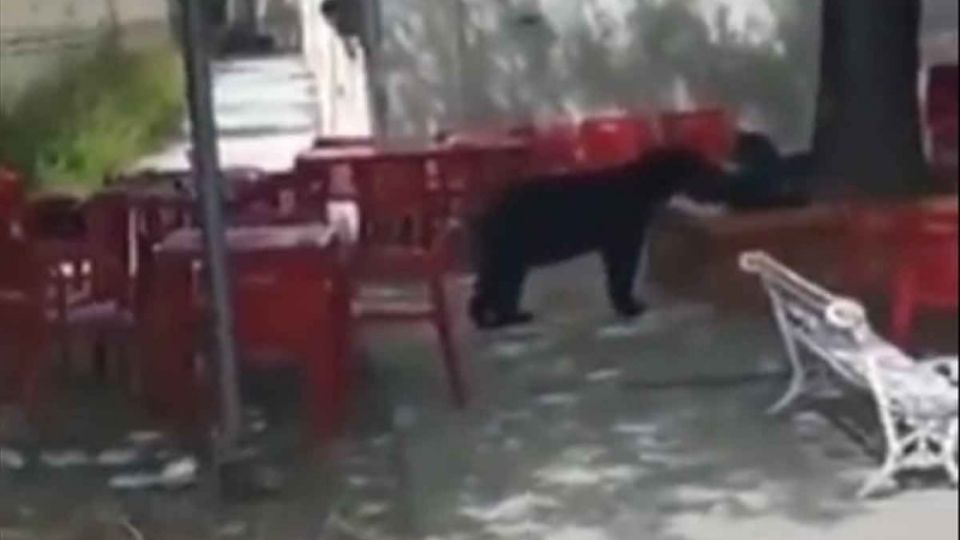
xmin=331 ymin=257 xmax=959 ymax=540
xmin=2 ymin=253 xmax=957 ymax=540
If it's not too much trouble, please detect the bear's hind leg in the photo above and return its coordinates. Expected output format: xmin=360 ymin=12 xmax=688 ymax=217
xmin=490 ymin=264 xmax=533 ymax=328
xmin=471 ymin=255 xmax=532 ymax=329
xmin=602 ymin=238 xmax=648 ymax=318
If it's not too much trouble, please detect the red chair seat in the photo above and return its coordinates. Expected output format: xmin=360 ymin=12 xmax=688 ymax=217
xmin=352 ymin=295 xmax=435 ymax=319
xmin=351 ymin=246 xmax=440 ymax=278
xmin=59 ymin=300 xmax=134 ymax=328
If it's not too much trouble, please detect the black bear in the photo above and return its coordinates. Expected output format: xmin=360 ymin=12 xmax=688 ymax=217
xmin=724 ymin=131 xmax=810 ymax=210
xmin=469 ymin=148 xmax=724 ymax=329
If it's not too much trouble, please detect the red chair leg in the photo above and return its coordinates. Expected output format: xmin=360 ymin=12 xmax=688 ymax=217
xmin=429 ymin=277 xmax=468 ymax=408
xmin=331 ymin=277 xmax=355 ymax=414
xmin=891 ymin=269 xmax=918 ymax=346
xmin=19 ymin=324 xmax=52 ymax=421
xmin=303 ymin=339 xmax=343 ymax=441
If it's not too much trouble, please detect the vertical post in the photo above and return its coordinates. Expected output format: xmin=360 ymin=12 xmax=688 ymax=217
xmin=180 ymin=0 xmax=243 ymax=456
xmin=363 ymin=0 xmax=387 ymax=139
xmin=453 ymin=0 xmax=469 ymax=129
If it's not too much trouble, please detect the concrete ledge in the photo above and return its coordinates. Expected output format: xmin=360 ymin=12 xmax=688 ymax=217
xmin=649 ymin=204 xmax=847 ymax=309
xmin=650 ymin=196 xmax=957 ymax=309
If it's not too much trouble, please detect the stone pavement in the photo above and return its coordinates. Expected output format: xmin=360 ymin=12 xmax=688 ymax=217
xmin=2 ymin=255 xmax=957 ymax=540
xmin=331 ymin=256 xmax=960 ymax=540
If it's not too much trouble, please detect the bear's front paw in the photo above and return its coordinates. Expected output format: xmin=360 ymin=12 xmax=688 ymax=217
xmin=614 ymin=298 xmax=647 ymax=319
xmin=475 ymin=310 xmax=535 ymax=330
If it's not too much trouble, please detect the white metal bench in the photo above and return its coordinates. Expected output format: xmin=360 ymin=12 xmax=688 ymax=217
xmin=741 ymin=251 xmax=958 ymax=498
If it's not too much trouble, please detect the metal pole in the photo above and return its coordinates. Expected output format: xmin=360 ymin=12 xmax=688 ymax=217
xmin=363 ymin=0 xmax=387 ymax=139
xmin=180 ymin=0 xmax=244 ymax=455
xmin=453 ymin=0 xmax=469 ymax=129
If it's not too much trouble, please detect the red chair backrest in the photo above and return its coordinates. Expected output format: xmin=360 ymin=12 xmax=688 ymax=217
xmin=351 ymin=155 xmax=440 ymax=250
xmin=579 ymin=115 xmax=660 ymax=169
xmin=528 ymin=121 xmax=583 ymax=174
xmin=660 ymin=108 xmax=736 ymax=164
xmin=134 ymin=196 xmax=197 ymax=244
xmin=0 ymin=204 xmax=40 ymax=301
xmin=434 ymin=146 xmax=529 ymax=219
xmin=130 ymin=195 xmax=198 ymax=300
xmin=0 ymin=166 xmax=25 ymax=220
xmin=232 ymin=169 xmax=331 ymax=224
xmin=24 ymin=194 xmax=86 ymax=240
xmin=81 ymin=192 xmax=137 ymax=305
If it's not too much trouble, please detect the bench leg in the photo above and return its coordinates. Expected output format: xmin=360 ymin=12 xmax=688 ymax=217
xmin=768 ymin=295 xmax=806 ymax=415
xmin=945 ymin=420 xmax=959 ymax=487
xmin=858 ymin=452 xmax=902 ymax=499
xmin=768 ymin=366 xmax=805 ymax=415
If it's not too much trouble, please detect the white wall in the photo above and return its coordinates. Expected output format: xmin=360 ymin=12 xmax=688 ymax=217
xmin=299 ymin=0 xmax=374 ymax=136
xmin=0 ymin=0 xmax=171 ymax=107
xmin=377 ymin=0 xmax=958 ymax=152
xmin=922 ymin=0 xmax=959 ymax=67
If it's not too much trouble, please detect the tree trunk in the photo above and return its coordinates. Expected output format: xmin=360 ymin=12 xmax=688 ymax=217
xmin=813 ymin=0 xmax=930 ymax=197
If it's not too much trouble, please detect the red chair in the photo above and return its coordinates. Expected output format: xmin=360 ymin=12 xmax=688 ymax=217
xmin=527 ymin=121 xmax=583 ymax=175
xmin=660 ymin=108 xmax=737 ymax=164
xmin=70 ymin=193 xmax=143 ymax=379
xmin=434 ymin=145 xmax=529 ymax=222
xmin=231 ymin=169 xmax=331 ymax=225
xmin=133 ymin=195 xmax=197 ymax=245
xmin=889 ymin=204 xmax=959 ymax=345
xmin=0 ymin=195 xmax=133 ymax=410
xmin=579 ymin=115 xmax=660 ymax=169
xmin=1 ymin=199 xmax=51 ymax=414
xmin=349 ymin=155 xmax=468 ymax=407
xmin=142 ymin=242 xmax=353 ymax=439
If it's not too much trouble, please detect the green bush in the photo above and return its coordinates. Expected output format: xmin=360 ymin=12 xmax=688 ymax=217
xmin=0 ymin=41 xmax=185 ymax=192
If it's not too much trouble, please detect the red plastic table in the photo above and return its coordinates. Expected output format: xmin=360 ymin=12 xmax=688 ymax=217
xmin=141 ymin=223 xmax=353 ymax=440
xmin=295 ymin=140 xmax=529 ymax=206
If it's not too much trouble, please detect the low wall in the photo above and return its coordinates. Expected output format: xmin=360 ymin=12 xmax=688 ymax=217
xmin=0 ymin=0 xmax=172 ymax=108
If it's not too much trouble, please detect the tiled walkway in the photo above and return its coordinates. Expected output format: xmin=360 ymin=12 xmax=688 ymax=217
xmin=330 ymin=256 xmax=959 ymax=540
